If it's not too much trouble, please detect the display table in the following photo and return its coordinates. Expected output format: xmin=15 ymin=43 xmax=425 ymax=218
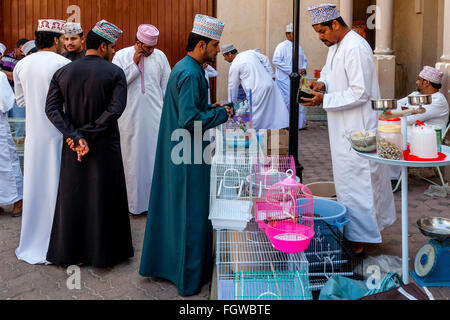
xmin=355 ymin=145 xmax=450 ymax=284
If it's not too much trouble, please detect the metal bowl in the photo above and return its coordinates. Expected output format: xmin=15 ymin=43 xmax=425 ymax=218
xmin=408 ymin=94 xmax=432 ymax=106
xmin=417 ymin=217 xmax=450 ymax=240
xmin=371 ymin=99 xmax=398 ymax=111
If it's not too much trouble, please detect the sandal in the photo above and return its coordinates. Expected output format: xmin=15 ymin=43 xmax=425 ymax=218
xmin=11 ymin=200 xmax=22 ymax=218
xmin=348 ymin=241 xmax=366 ymax=256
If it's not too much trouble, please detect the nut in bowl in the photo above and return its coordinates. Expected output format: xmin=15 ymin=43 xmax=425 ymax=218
xmin=349 ymin=131 xmax=377 ymax=153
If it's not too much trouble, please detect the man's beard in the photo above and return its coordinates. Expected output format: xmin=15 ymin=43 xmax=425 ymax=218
xmin=203 ymin=50 xmax=215 ymax=63
xmin=322 ymin=40 xmax=333 ymax=47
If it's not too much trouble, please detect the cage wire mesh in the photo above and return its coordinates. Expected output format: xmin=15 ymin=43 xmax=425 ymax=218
xmin=305 ymin=221 xmax=364 ymax=292
xmin=259 ymin=172 xmax=315 ymax=255
xmin=209 ymin=156 xmax=253 ymax=232
xmin=216 ymin=222 xmax=312 ymax=300
xmin=252 ymin=156 xmax=297 ymax=201
xmin=213 ymin=93 xmax=264 ymax=160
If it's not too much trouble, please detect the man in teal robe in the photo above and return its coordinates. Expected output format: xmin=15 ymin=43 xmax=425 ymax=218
xmin=139 ymin=15 xmax=233 ymax=296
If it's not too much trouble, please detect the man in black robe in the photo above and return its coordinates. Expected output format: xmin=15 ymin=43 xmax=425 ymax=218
xmin=45 ymin=20 xmax=133 ymax=268
xmin=62 ymin=22 xmax=86 ymax=62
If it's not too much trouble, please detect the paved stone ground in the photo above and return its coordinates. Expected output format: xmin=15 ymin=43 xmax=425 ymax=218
xmin=0 ymin=121 xmax=448 ymax=300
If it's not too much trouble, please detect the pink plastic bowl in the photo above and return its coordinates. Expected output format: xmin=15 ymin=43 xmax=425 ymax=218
xmin=266 ymin=221 xmax=315 ymax=254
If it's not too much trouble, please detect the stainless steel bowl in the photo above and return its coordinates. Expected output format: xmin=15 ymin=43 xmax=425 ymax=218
xmin=417 ymin=217 xmax=450 ymax=240
xmin=371 ymin=99 xmax=398 ymax=111
xmin=408 ymin=94 xmax=432 ymax=106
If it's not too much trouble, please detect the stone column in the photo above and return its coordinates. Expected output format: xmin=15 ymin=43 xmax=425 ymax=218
xmin=374 ymin=0 xmax=396 ymax=99
xmin=436 ymin=0 xmax=450 ymax=102
xmin=340 ymin=0 xmax=353 ymax=27
xmin=436 ymin=0 xmax=450 ymax=181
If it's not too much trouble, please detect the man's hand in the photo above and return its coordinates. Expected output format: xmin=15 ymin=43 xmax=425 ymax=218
xmin=66 ymin=138 xmax=89 ymax=162
xmin=302 ymin=91 xmax=324 ymax=107
xmin=210 ymin=102 xmax=222 ymax=109
xmin=76 ymin=139 xmax=89 ymax=163
xmin=307 ymin=80 xmax=326 ymax=92
xmin=66 ymin=138 xmax=76 ymax=151
xmin=133 ymin=44 xmax=146 ymax=66
xmin=224 ymin=105 xmax=235 ymax=118
xmin=299 ymin=69 xmax=307 ymax=76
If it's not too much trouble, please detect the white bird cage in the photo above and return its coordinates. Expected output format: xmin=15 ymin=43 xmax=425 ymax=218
xmin=216 ymin=223 xmax=312 ymax=300
xmin=209 ymin=156 xmax=253 ymax=232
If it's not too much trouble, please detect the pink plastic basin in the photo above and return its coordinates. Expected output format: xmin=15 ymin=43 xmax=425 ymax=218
xmin=266 ymin=221 xmax=315 ymax=254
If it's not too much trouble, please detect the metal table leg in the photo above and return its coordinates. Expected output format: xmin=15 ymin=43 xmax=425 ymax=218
xmin=401 ymin=166 xmax=409 ymax=284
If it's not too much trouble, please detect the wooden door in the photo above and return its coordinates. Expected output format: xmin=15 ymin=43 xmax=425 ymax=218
xmin=0 ymin=0 xmax=216 ymax=67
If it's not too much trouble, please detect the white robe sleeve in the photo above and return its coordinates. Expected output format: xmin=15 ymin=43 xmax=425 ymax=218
xmin=272 ymin=45 xmax=291 ymax=75
xmin=112 ymin=51 xmax=140 ymax=86
xmin=322 ymin=47 xmax=373 ymax=112
xmin=228 ymin=63 xmax=241 ymax=102
xmin=0 ymin=72 xmax=15 ymax=113
xmin=397 ymin=96 xmax=410 ymax=108
xmin=13 ymin=66 xmax=25 ymax=109
xmin=205 ymin=65 xmax=218 ymax=78
xmin=159 ymin=53 xmax=171 ymax=96
xmin=405 ymin=95 xmax=449 ymax=126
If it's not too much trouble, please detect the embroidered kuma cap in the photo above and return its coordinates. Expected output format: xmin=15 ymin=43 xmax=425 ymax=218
xmin=419 ymin=66 xmax=444 ymax=85
xmin=286 ymin=23 xmax=294 ymax=33
xmin=37 ymin=19 xmax=66 ymax=34
xmin=192 ymin=14 xmax=225 ymax=41
xmin=64 ymin=22 xmax=83 ymax=36
xmin=92 ymin=20 xmax=123 ymax=44
xmin=137 ymin=24 xmax=159 ymax=46
xmin=308 ymin=3 xmax=341 ymax=25
xmin=22 ymin=40 xmax=36 ymax=55
xmin=221 ymin=44 xmax=236 ymax=54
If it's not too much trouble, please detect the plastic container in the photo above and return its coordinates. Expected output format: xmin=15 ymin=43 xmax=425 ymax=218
xmin=266 ymin=221 xmax=315 ymax=254
xmin=378 ymin=117 xmax=401 ymax=127
xmin=302 ymin=182 xmax=337 ymax=202
xmin=209 ymin=199 xmax=252 ymax=232
xmin=310 ymin=198 xmax=349 ymax=234
xmin=410 ymin=123 xmax=438 ymax=159
xmin=349 ymin=131 xmax=377 ymax=153
xmin=377 ymin=125 xmax=403 ymax=160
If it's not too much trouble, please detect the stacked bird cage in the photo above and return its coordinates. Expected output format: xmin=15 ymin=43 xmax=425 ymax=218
xmin=216 ymin=222 xmax=312 ymax=300
xmin=214 ymin=95 xmax=263 ymax=160
xmin=305 ymin=223 xmax=364 ymax=293
xmin=262 ymin=172 xmax=315 ymax=254
xmin=251 ymin=156 xmax=298 ymax=201
xmin=209 ymin=156 xmax=253 ymax=232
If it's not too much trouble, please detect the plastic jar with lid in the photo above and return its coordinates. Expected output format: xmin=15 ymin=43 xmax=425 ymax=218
xmin=377 ymin=125 xmax=404 ymax=160
xmin=378 ymin=117 xmax=401 ymax=127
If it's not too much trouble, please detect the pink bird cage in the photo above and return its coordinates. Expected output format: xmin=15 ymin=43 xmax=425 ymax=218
xmin=253 ymin=156 xmax=298 ymax=232
xmin=263 ymin=170 xmax=315 ymax=254
xmin=252 ymin=156 xmax=298 ymax=200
